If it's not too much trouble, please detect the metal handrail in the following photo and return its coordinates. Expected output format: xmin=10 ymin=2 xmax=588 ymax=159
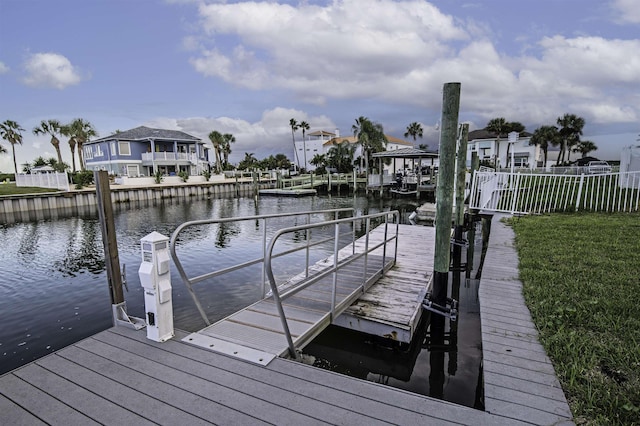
xmin=264 ymin=210 xmax=400 ymax=357
xmin=170 ymin=208 xmax=355 ymax=325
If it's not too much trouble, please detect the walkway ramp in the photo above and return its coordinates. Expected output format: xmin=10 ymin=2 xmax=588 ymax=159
xmin=184 ymin=254 xmax=392 ymax=362
xmin=179 ymin=211 xmax=400 ymax=364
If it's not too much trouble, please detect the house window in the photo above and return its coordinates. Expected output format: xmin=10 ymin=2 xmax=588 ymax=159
xmin=111 ymin=142 xmax=116 ymax=156
xmin=84 ymin=146 xmax=93 ymax=160
xmin=126 ymin=164 xmax=139 ymax=177
xmin=95 ymin=145 xmax=103 ymax=157
xmin=119 ymin=142 xmax=131 ymax=156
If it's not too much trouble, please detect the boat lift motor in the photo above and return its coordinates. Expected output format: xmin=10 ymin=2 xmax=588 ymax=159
xmin=138 ymin=232 xmax=174 ymax=342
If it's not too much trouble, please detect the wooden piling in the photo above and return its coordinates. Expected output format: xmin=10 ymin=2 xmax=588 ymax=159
xmin=432 ymin=83 xmax=461 ymax=315
xmin=455 ymin=123 xmax=469 ymax=228
xmin=94 ymin=171 xmax=124 ymax=306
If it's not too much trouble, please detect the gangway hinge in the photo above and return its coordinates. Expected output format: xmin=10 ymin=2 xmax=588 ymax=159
xmin=422 ymin=293 xmax=458 ymax=322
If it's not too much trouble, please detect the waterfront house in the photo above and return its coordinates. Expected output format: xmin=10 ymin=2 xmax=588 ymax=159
xmin=466 ymin=129 xmax=549 ymax=170
xmin=83 ymin=126 xmax=211 ymax=177
xmin=295 ymin=129 xmax=414 ymax=171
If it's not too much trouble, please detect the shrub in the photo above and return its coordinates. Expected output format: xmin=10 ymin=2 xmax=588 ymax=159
xmin=202 ymin=169 xmax=211 ymax=181
xmin=178 ymin=170 xmax=189 ymax=182
xmin=153 ymin=170 xmax=164 ymax=184
xmin=72 ymin=170 xmax=94 ymax=189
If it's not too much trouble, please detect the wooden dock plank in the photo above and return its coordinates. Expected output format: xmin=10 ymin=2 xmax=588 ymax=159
xmin=0 ymin=389 xmax=50 ymax=426
xmin=479 ymin=214 xmax=573 ymax=425
xmin=35 ymin=352 xmax=212 ymax=426
xmin=12 ymin=363 xmax=155 ymax=425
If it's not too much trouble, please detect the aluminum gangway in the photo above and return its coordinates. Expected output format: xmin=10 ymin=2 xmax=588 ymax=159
xmin=170 ymin=209 xmax=399 ymax=364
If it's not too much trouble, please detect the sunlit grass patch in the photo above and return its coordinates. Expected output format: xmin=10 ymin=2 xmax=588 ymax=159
xmin=510 ymin=212 xmax=640 ymax=425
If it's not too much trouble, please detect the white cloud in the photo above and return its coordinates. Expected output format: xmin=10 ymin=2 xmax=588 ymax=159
xmin=22 ymin=53 xmax=84 ymax=89
xmin=0 ymin=62 xmax=9 ymax=74
xmin=611 ymin=0 xmax=640 ymax=24
xmin=144 ymin=107 xmax=336 ymax=164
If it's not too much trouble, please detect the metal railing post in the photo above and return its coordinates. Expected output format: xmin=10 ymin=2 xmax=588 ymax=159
xmin=575 ymin=173 xmax=585 ymax=212
xmin=331 ymin=221 xmax=340 ymax=318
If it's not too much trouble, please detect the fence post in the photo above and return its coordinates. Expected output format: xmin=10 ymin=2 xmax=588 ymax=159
xmin=510 ymin=172 xmax=521 ymax=214
xmin=575 ymin=174 xmax=585 ymax=212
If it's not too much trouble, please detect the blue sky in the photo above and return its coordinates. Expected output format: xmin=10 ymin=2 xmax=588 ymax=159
xmin=1 ymin=0 xmax=639 ymax=172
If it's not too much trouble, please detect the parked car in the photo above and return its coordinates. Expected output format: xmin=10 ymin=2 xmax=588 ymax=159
xmin=587 ymin=161 xmax=612 ymax=174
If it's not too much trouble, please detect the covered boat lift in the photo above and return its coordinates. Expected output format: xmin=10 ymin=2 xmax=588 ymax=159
xmin=370 ymin=148 xmax=439 ymax=197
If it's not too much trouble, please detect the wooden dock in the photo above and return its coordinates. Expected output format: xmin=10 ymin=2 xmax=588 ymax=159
xmin=0 ymin=218 xmax=574 ymax=425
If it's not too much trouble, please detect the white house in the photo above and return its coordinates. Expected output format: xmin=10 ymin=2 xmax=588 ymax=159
xmin=466 ymin=129 xmax=562 ymax=170
xmin=294 ymin=129 xmax=414 ymax=171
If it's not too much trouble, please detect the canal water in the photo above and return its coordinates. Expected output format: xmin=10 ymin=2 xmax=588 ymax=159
xmin=0 ymin=193 xmax=484 ymax=409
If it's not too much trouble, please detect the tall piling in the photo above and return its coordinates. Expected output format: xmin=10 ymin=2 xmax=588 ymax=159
xmin=432 ymin=82 xmax=461 ymax=330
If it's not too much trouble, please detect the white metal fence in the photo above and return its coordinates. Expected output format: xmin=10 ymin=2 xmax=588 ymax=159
xmin=469 ymin=171 xmax=640 ymax=214
xmin=16 ymin=172 xmax=70 ymax=191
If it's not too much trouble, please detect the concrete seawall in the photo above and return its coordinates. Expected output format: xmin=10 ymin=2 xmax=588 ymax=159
xmin=0 ymin=180 xmax=274 ymax=223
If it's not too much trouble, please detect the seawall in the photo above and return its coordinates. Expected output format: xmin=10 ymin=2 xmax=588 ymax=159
xmin=0 ymin=180 xmax=274 ymax=224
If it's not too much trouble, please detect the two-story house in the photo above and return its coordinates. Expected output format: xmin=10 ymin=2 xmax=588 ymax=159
xmin=295 ymin=128 xmax=414 ymax=171
xmin=467 ymin=129 xmax=536 ymax=169
xmin=83 ymin=126 xmax=211 ymax=177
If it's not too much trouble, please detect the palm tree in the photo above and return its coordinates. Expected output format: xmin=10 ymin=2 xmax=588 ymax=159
xmin=238 ymin=152 xmax=257 ymax=170
xmin=67 ymin=118 xmax=97 ymax=170
xmin=222 ymin=133 xmax=235 ymax=169
xmin=352 ymin=116 xmax=387 ymax=173
xmin=0 ymin=120 xmax=25 ymax=174
xmin=529 ymin=125 xmax=559 ymax=167
xmin=208 ymin=130 xmax=224 ymax=173
xmin=310 ymin=153 xmax=326 ymax=173
xmin=404 ymin=122 xmax=423 ymax=143
xmin=59 ymin=124 xmax=77 ymax=172
xmin=327 ymin=141 xmax=356 ymax=173
xmin=32 ymin=119 xmax=64 ymax=165
xmin=289 ymin=118 xmax=300 ymax=170
xmin=556 ymin=113 xmax=585 ymax=164
xmin=573 ymin=140 xmax=598 ymax=158
xmin=485 ymin=117 xmax=508 ymax=168
xmin=299 ymin=120 xmax=310 ymax=170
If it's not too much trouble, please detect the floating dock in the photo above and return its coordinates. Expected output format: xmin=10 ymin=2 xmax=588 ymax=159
xmin=258 ymin=188 xmax=317 ymax=196
xmin=0 ymin=218 xmax=574 ymax=425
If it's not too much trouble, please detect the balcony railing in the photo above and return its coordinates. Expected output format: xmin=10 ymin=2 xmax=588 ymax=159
xmin=141 ymin=152 xmax=206 ymax=163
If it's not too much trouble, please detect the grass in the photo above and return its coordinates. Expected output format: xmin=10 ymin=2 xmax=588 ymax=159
xmin=510 ymin=212 xmax=640 ymax=425
xmin=0 ymin=183 xmax=61 ymax=196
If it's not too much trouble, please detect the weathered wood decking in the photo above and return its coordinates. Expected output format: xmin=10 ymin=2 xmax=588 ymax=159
xmin=0 ymin=217 xmax=574 ymax=425
xmin=479 ymin=215 xmax=574 ymax=425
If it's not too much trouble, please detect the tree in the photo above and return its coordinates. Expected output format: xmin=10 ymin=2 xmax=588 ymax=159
xmin=556 ymin=113 xmax=585 ymax=164
xmin=404 ymin=122 xmax=423 ymax=143
xmin=0 ymin=120 xmax=25 ymax=174
xmin=222 ymin=133 xmax=235 ymax=169
xmin=59 ymin=124 xmax=77 ymax=172
xmin=327 ymin=141 xmax=356 ymax=173
xmin=67 ymin=118 xmax=97 ymax=170
xmin=238 ymin=152 xmax=257 ymax=170
xmin=573 ymin=140 xmax=598 ymax=158
xmin=352 ymin=116 xmax=387 ymax=173
xmin=310 ymin=153 xmax=326 ymax=174
xmin=33 ymin=119 xmax=64 ymax=165
xmin=289 ymin=118 xmax=300 ymax=170
xmin=299 ymin=120 xmax=310 ymax=169
xmin=530 ymin=125 xmax=559 ymax=166
xmin=485 ymin=117 xmax=507 ymax=168
xmin=208 ymin=130 xmax=224 ymax=173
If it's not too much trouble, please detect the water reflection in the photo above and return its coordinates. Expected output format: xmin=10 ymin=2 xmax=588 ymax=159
xmin=0 ymin=193 xmax=424 ymax=376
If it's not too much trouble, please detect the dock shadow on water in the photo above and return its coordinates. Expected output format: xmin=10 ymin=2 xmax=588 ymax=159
xmin=300 ymin=215 xmax=491 ymax=410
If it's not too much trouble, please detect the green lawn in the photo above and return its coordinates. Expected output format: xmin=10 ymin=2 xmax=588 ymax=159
xmin=510 ymin=213 xmax=640 ymax=425
xmin=0 ymin=183 xmax=61 ymax=196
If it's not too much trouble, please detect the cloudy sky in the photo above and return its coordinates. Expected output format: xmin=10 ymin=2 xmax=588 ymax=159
xmin=1 ymin=0 xmax=639 ymax=173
